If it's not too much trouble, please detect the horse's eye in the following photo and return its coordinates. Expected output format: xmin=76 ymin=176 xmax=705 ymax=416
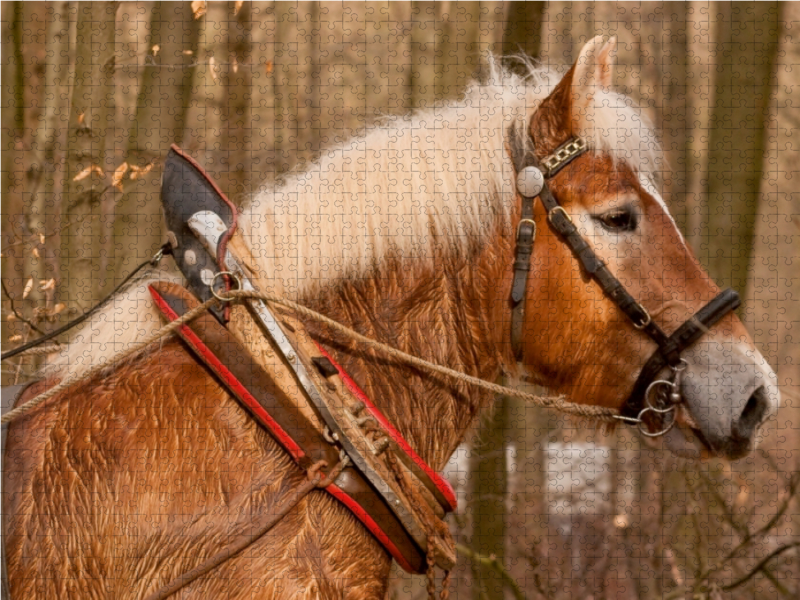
xmin=596 ymin=206 xmax=638 ymax=232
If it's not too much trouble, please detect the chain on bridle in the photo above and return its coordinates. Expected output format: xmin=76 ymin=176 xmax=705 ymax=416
xmin=508 ymin=129 xmax=741 ymax=437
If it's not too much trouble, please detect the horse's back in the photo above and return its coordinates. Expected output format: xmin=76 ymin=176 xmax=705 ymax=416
xmin=2 ymin=341 xmax=390 ymax=599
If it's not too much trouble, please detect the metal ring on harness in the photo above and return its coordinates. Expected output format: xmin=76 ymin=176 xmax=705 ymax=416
xmin=209 ymin=271 xmax=242 ymax=302
xmin=635 ymin=358 xmax=688 ymax=437
xmin=637 ymin=380 xmax=678 ymax=437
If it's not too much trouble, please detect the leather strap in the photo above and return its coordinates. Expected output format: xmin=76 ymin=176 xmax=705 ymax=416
xmin=510 ymin=188 xmax=536 ymax=360
xmin=161 ymin=145 xmax=238 ymax=323
xmin=619 ymin=288 xmax=741 ymax=419
xmin=149 ymin=282 xmax=427 ymax=573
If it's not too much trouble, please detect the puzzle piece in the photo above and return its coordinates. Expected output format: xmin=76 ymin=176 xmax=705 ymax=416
xmin=2 ymin=4 xmax=798 ymax=600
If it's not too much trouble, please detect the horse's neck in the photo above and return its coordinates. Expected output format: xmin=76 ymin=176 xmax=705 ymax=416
xmin=302 ymin=235 xmax=514 ymax=470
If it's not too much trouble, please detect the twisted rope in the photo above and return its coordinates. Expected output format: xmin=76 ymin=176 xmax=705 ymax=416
xmin=224 ymin=289 xmax=620 ymax=422
xmin=1 ymin=297 xmax=218 ymax=425
xmin=2 ymin=289 xmax=620 ymax=425
xmin=3 ymin=344 xmax=62 ymax=357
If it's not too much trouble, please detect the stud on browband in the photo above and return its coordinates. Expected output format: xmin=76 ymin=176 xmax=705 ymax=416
xmin=516 ymin=166 xmax=545 ymax=198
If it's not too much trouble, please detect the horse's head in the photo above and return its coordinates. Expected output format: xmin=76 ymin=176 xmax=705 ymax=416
xmin=515 ymin=37 xmax=779 ymax=460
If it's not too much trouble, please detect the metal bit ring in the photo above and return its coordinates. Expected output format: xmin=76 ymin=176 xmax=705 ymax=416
xmin=209 ymin=271 xmax=242 ymax=302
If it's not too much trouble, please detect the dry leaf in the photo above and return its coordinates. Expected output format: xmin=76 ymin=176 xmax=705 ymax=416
xmin=209 ymin=56 xmax=218 ymax=82
xmin=53 ymin=303 xmax=66 ymax=315
xmin=183 ymin=50 xmax=193 ymax=56
xmin=113 ymin=162 xmax=129 ymax=191
xmin=152 ymin=43 xmax=160 ymax=56
xmin=6 ymin=313 xmax=16 ymax=322
xmin=265 ymin=60 xmax=273 ymax=75
xmin=232 ymin=56 xmax=239 ymax=74
xmin=22 ymin=278 xmax=33 ymax=299
xmin=234 ymin=1 xmax=244 ymax=16
xmin=77 ymin=112 xmax=85 ymax=125
xmin=191 ymin=0 xmax=206 ymax=19
xmin=39 ymin=233 xmax=45 ymax=244
xmin=39 ymin=278 xmax=55 ymax=292
xmin=129 ymin=163 xmax=154 ymax=181
xmin=31 ymin=247 xmax=40 ymax=258
xmin=8 ymin=334 xmax=22 ymax=343
xmin=73 ymin=165 xmax=105 ymax=182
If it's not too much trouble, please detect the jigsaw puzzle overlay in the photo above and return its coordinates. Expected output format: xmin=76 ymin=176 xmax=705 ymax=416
xmin=2 ymin=3 xmax=799 ymax=599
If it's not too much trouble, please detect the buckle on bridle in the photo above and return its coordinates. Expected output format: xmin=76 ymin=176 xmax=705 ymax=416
xmin=516 ymin=218 xmax=536 ymax=241
xmin=632 ymin=304 xmax=652 ymax=330
xmin=547 ymin=205 xmax=573 ymax=225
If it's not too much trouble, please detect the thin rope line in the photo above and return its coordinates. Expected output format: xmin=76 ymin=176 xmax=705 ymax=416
xmin=224 ymin=289 xmax=619 ymax=422
xmin=3 ymin=344 xmax=62 ymax=357
xmin=2 ymin=290 xmax=619 ymax=425
xmin=1 ymin=297 xmax=218 ymax=425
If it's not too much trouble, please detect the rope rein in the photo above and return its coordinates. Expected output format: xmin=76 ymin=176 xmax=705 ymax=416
xmin=2 ymin=289 xmax=620 ymax=425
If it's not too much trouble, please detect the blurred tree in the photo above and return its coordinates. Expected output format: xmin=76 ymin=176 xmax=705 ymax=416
xmin=111 ymin=1 xmax=199 ymax=280
xmin=59 ymin=1 xmax=118 ymax=309
xmin=1 ymin=1 xmax=25 ymax=358
xmin=502 ymin=1 xmax=544 ymax=62
xmin=224 ymin=1 xmax=252 ymax=199
xmin=469 ymin=397 xmax=508 ymax=600
xmin=685 ymin=2 xmax=718 ymax=251
xmin=747 ymin=2 xmax=800 ymax=428
xmin=30 ymin=1 xmax=72 ymax=289
xmin=703 ymin=2 xmax=779 ymax=295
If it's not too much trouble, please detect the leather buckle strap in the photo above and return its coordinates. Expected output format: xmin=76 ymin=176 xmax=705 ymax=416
xmin=509 ymin=131 xmax=591 ymax=360
xmin=619 ymin=288 xmax=741 ymax=419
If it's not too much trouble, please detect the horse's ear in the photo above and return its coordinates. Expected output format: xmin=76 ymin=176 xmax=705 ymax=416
xmin=530 ymin=36 xmax=617 ymax=153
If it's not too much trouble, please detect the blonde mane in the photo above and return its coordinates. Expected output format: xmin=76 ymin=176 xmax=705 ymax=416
xmin=44 ymin=57 xmax=664 ymax=379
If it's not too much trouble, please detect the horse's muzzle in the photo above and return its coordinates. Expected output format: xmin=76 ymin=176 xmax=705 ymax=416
xmin=675 ymin=343 xmax=779 ymax=460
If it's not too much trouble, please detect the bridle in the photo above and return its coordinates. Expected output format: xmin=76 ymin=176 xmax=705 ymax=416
xmin=508 ymin=130 xmax=741 ymax=437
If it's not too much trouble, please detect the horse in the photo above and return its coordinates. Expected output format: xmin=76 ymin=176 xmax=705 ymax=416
xmin=3 ymin=36 xmax=779 ymax=599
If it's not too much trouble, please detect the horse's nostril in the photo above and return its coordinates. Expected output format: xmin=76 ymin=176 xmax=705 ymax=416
xmin=733 ymin=385 xmax=769 ymax=441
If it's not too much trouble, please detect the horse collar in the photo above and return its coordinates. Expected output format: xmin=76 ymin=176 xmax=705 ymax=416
xmin=508 ymin=130 xmax=741 ymax=437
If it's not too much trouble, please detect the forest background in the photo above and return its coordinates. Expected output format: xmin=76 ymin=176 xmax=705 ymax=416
xmin=2 ymin=2 xmax=799 ymax=599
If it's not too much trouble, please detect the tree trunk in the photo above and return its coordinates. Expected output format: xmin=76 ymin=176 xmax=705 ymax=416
xmin=747 ymin=2 xmax=799 ymax=437
xmin=223 ymin=1 xmax=252 ymax=200
xmin=112 ymin=1 xmax=199 ymax=280
xmin=502 ymin=1 xmax=545 ymax=62
xmin=29 ymin=1 xmax=72 ymax=296
xmin=410 ymin=2 xmax=438 ymax=110
xmin=469 ymin=399 xmax=508 ymax=600
xmin=59 ymin=1 xmax=118 ymax=310
xmin=273 ymin=1 xmax=318 ymax=173
xmin=685 ymin=2 xmax=718 ymax=253
xmin=183 ymin=0 xmax=229 ymax=179
xmin=1 ymin=1 xmax=25 ymax=362
xmin=248 ymin=1 xmax=277 ymax=181
xmin=703 ymin=2 xmax=779 ymax=295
